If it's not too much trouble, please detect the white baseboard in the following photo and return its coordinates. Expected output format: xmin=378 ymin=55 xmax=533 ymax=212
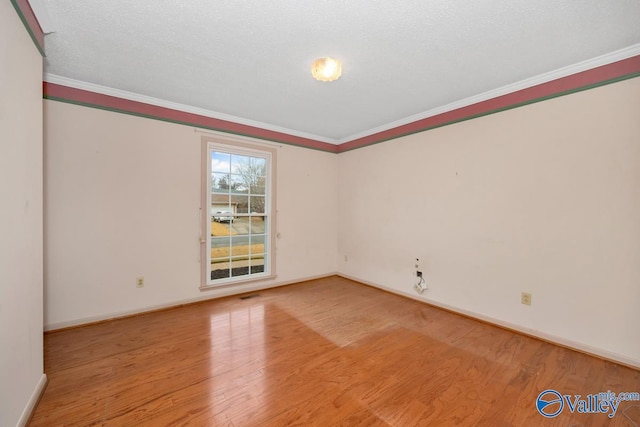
xmin=337 ymin=273 xmax=640 ymax=370
xmin=44 ymin=273 xmax=336 ymax=331
xmin=17 ymin=373 xmax=47 ymax=427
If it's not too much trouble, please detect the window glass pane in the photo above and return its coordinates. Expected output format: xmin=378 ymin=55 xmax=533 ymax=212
xmin=231 ymin=235 xmax=252 ymax=257
xmin=211 ymin=258 xmax=230 ymax=280
xmin=211 ymin=193 xmax=231 ymax=218
xmin=212 ymin=173 xmax=231 ymax=193
xmin=250 ymin=255 xmax=265 ymax=274
xmin=235 ymin=195 xmax=250 ymax=213
xmin=250 ymin=196 xmax=265 ymax=213
xmin=229 ymin=174 xmax=248 ymax=194
xmin=251 ymin=234 xmax=266 ymax=255
xmin=230 ymin=154 xmax=250 ymax=175
xmin=231 ymin=257 xmax=250 ymax=277
xmin=251 ymin=157 xmax=266 ymax=177
xmin=211 ymin=236 xmax=231 ymax=255
xmin=231 ymin=216 xmax=250 ymax=236
xmin=211 ymin=152 xmax=231 ymax=173
xmin=251 ymin=176 xmax=266 ymax=196
xmin=250 ymin=216 xmax=266 ymax=234
xmin=211 ymin=215 xmax=234 ymax=235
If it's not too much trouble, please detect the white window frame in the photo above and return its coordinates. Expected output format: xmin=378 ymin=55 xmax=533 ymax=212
xmin=200 ymin=134 xmax=277 ymax=290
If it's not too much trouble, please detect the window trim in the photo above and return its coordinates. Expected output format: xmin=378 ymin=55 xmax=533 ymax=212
xmin=200 ymin=134 xmax=277 ymax=290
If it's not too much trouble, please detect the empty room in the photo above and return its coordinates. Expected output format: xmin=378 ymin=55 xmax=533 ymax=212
xmin=2 ymin=1 xmax=640 ymax=426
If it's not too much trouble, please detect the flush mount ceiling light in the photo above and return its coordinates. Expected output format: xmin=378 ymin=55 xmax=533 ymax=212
xmin=311 ymin=57 xmax=342 ymax=82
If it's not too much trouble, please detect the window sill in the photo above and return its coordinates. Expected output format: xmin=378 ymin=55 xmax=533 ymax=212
xmin=199 ymin=274 xmax=277 ymax=291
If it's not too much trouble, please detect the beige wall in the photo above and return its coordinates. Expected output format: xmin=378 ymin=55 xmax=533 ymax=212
xmin=44 ymin=101 xmax=338 ymax=328
xmin=338 ymin=77 xmax=640 ymax=366
xmin=0 ymin=4 xmax=45 ymax=426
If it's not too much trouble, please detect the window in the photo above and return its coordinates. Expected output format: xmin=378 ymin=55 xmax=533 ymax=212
xmin=201 ymin=135 xmax=276 ymax=288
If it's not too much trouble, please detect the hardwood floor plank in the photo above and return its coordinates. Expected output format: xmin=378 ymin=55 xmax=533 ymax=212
xmin=30 ymin=277 xmax=640 ymax=426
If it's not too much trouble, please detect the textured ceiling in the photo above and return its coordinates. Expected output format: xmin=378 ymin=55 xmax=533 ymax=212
xmin=33 ymin=0 xmax=640 ymax=143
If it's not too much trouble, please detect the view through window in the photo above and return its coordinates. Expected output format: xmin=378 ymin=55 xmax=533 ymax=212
xmin=203 ymin=140 xmax=274 ymax=286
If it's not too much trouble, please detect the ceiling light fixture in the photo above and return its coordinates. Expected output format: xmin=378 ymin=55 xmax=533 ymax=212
xmin=312 ymin=57 xmax=342 ymax=82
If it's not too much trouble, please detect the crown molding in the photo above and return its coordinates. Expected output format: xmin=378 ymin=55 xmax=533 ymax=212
xmin=43 ymin=74 xmax=339 ymax=145
xmin=337 ymin=44 xmax=640 ymax=145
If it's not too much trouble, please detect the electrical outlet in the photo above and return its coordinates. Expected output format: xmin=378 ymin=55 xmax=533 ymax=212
xmin=521 ymin=292 xmax=531 ymax=306
xmin=136 ymin=276 xmax=144 ymax=288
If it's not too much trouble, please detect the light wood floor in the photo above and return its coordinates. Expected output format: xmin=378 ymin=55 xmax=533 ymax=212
xmin=30 ymin=276 xmax=639 ymax=426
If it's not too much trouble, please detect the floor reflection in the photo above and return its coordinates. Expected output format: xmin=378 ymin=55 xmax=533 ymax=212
xmin=208 ymin=304 xmax=266 ymax=425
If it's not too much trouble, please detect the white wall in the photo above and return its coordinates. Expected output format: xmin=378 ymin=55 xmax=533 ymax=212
xmin=338 ymin=77 xmax=640 ymax=366
xmin=0 ymin=4 xmax=45 ymax=426
xmin=44 ymin=101 xmax=338 ymax=328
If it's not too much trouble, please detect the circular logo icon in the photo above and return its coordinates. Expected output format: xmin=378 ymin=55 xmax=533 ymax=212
xmin=536 ymin=389 xmax=564 ymax=418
